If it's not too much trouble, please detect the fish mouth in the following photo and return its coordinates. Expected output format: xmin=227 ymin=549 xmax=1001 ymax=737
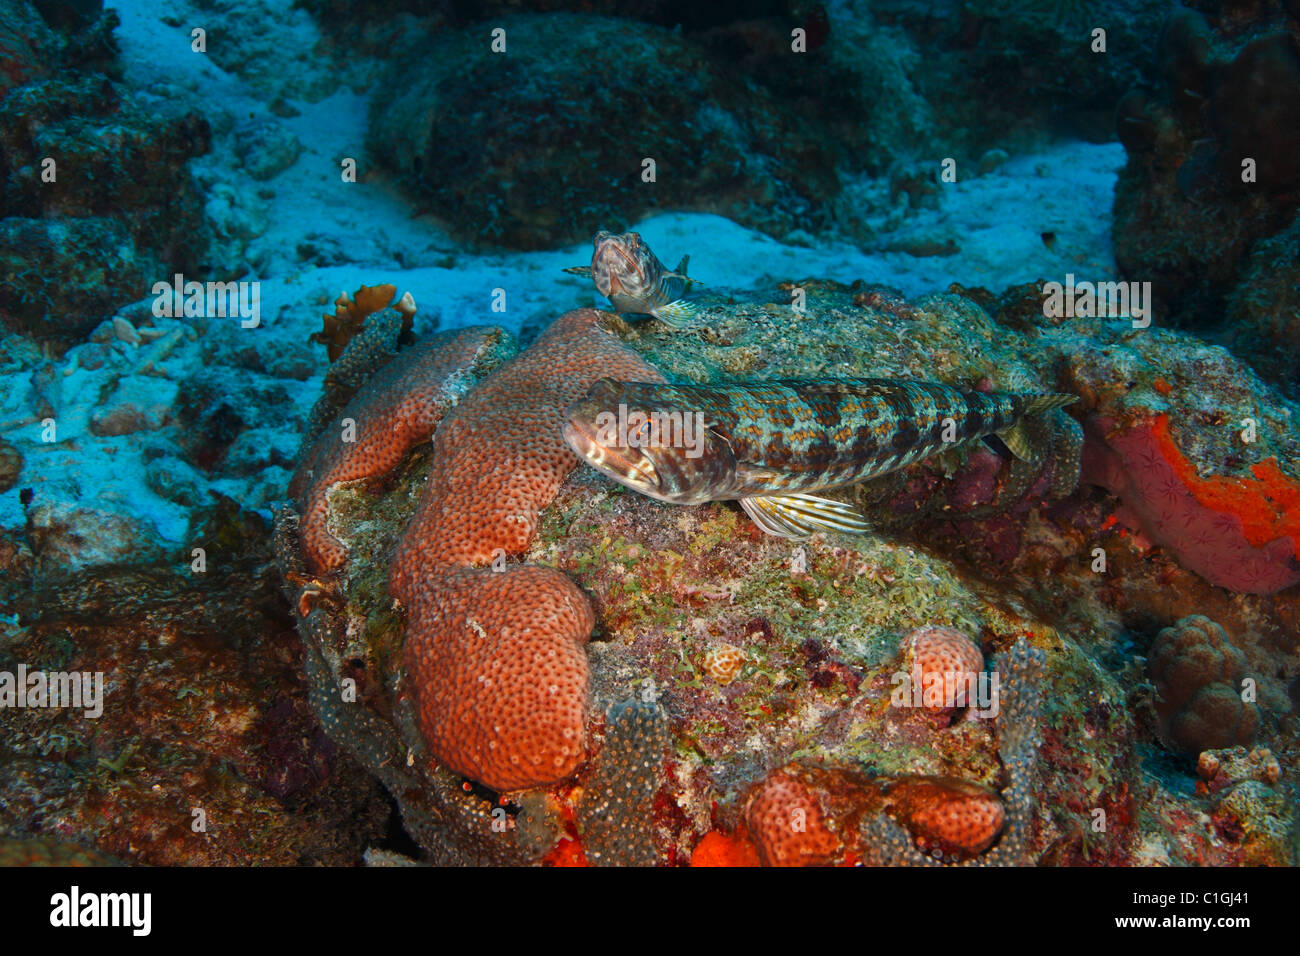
xmin=563 ymin=417 xmax=660 ymax=492
xmin=597 ymin=241 xmax=644 ymax=297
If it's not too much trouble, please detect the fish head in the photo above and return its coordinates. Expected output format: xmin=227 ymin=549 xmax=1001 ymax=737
xmin=563 ymin=379 xmax=735 ymax=505
xmin=590 ymin=231 xmax=663 ymax=305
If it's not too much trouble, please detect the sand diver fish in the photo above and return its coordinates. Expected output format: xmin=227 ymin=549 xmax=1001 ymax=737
xmin=563 ymin=231 xmax=701 ymax=326
xmin=563 ymin=378 xmax=1077 ymax=538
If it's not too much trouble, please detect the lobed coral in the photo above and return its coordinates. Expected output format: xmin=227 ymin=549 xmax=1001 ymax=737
xmin=278 ymin=279 xmax=1296 ymax=865
xmin=744 ymin=770 xmax=842 ymax=867
xmin=390 ymin=308 xmax=665 ymax=790
xmin=881 ymin=775 xmax=1005 ymax=860
xmin=403 ymin=566 xmax=594 ymax=791
xmin=290 ymin=326 xmax=507 ymax=575
xmin=1147 ymin=614 xmax=1259 ymax=756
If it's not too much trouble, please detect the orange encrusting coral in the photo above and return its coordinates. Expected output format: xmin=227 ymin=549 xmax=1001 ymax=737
xmin=883 ymin=775 xmax=1006 ymax=859
xmin=391 ymin=309 xmax=667 ymax=791
xmin=290 ymin=327 xmax=502 ymax=574
xmin=404 ymin=566 xmax=594 ymax=792
xmin=689 ymin=829 xmax=762 ymax=867
xmin=391 ymin=308 xmax=668 ymax=592
xmin=744 ymin=771 xmax=842 ymax=866
xmin=1151 ymin=414 xmax=1300 ymax=559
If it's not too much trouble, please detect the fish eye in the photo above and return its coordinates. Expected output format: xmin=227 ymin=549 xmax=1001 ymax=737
xmin=635 ymin=421 xmax=654 ymax=444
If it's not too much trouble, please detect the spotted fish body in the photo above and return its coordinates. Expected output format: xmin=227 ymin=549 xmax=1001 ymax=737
xmin=563 ymin=378 xmax=1077 ymax=538
xmin=563 ymin=231 xmax=700 ymax=326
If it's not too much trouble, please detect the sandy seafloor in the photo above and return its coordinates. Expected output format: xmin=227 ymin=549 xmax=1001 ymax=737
xmin=0 ymin=0 xmax=1126 ymax=579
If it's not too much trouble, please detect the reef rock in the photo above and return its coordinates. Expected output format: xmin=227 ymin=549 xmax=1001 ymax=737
xmin=369 ymin=13 xmax=840 ymax=249
xmin=279 ymin=280 xmax=1298 ymax=865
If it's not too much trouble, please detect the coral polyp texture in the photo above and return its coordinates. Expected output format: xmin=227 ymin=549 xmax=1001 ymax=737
xmin=386 ymin=308 xmax=665 ymax=790
xmin=290 ymin=326 xmax=508 ymax=575
xmin=14 ymin=0 xmax=1300 ymax=875
xmin=403 ymin=566 xmax=595 ymax=791
xmin=744 ymin=770 xmax=842 ymax=867
xmin=389 ymin=308 xmax=667 ymax=584
xmin=902 ymin=625 xmax=984 ymax=719
xmin=882 ymin=775 xmax=1006 ymax=860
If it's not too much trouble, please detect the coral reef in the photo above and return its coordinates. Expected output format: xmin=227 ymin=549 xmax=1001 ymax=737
xmin=0 ymin=499 xmax=390 ymax=865
xmin=290 ymin=325 xmax=509 ymax=575
xmin=1147 ymin=615 xmax=1259 ymax=755
xmin=390 ymin=310 xmax=664 ymax=789
xmin=278 ymin=278 xmax=1299 ymax=866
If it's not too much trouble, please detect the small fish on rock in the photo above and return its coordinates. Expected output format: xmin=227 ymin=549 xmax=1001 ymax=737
xmin=564 ymin=377 xmax=1077 ymax=538
xmin=564 ymin=230 xmax=702 ymax=327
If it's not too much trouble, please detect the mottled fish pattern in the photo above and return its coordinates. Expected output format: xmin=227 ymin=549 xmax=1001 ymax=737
xmin=563 ymin=377 xmax=1077 ymax=538
xmin=564 ymin=231 xmax=700 ymax=326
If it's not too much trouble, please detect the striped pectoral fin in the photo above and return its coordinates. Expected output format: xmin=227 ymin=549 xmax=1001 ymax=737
xmin=563 ymin=266 xmax=594 ymax=277
xmin=739 ymin=493 xmax=871 ymax=539
xmin=996 ymin=420 xmax=1040 ymax=463
xmin=651 ymin=299 xmax=697 ymax=327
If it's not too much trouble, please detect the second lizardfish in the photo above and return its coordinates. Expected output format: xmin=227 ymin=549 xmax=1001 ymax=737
xmin=563 ymin=377 xmax=1076 ymax=537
